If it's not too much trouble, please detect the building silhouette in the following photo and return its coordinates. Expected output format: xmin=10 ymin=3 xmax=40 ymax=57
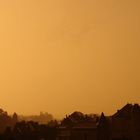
xmin=57 ymin=103 xmax=140 ymax=140
xmin=111 ymin=103 xmax=140 ymax=140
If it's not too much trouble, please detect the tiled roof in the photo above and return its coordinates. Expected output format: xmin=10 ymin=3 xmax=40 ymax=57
xmin=112 ymin=103 xmax=140 ymax=118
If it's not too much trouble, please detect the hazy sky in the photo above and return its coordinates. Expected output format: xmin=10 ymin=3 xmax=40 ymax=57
xmin=0 ymin=0 xmax=140 ymax=118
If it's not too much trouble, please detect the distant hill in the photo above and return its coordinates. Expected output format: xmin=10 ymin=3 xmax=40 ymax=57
xmin=19 ymin=112 xmax=53 ymax=124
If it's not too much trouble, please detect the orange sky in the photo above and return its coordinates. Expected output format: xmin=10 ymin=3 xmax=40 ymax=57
xmin=0 ymin=0 xmax=140 ymax=118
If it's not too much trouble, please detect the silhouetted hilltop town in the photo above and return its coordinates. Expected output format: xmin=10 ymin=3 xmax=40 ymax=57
xmin=19 ymin=112 xmax=53 ymax=124
xmin=0 ymin=103 xmax=140 ymax=140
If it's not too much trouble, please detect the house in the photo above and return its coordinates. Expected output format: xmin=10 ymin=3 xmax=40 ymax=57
xmin=111 ymin=103 xmax=140 ymax=140
xmin=57 ymin=112 xmax=98 ymax=140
